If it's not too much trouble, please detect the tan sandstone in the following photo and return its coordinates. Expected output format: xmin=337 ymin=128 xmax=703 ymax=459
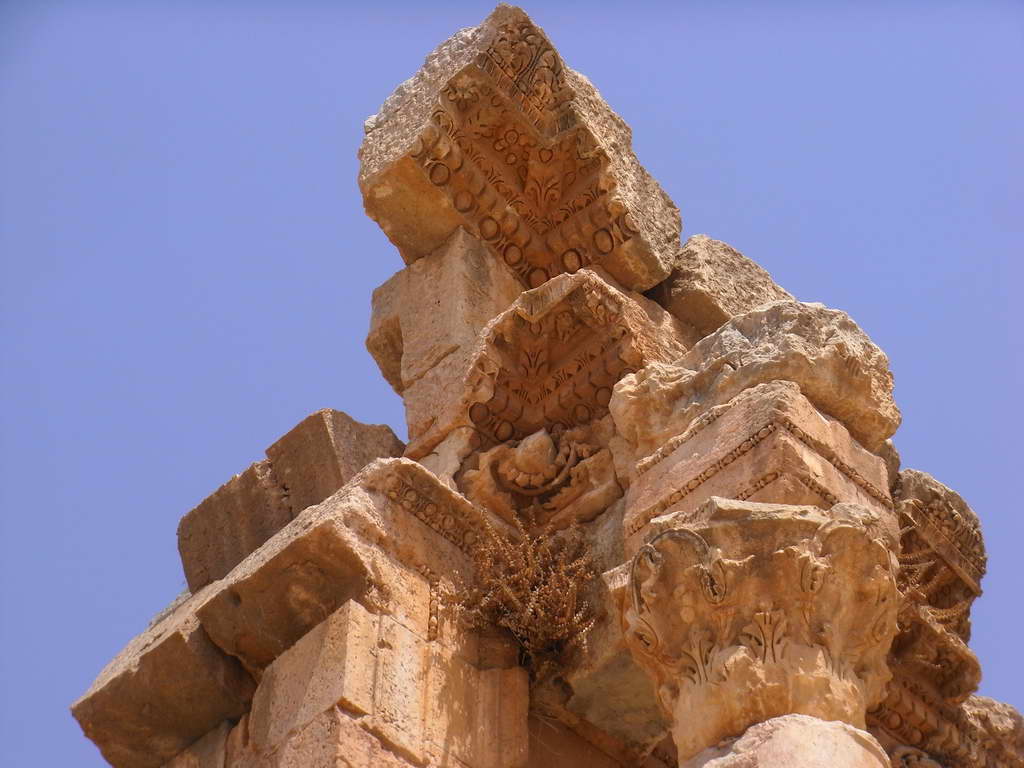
xmin=358 ymin=4 xmax=681 ymax=292
xmin=647 ymin=235 xmax=794 ymax=338
xmin=686 ymin=715 xmax=891 ymax=768
xmin=72 ymin=587 xmax=254 ymax=768
xmin=623 ymin=498 xmax=900 ymax=762
xmin=611 ymin=300 xmax=900 ymax=456
xmin=403 ymin=267 xmax=691 ymax=460
xmin=366 ymin=227 xmax=523 ymax=395
xmin=177 ymin=409 xmax=403 ymax=592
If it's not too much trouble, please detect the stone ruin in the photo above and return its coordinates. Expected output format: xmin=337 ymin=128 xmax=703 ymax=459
xmin=72 ymin=6 xmax=1023 ymax=768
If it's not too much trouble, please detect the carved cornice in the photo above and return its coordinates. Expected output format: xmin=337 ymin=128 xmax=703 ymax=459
xmin=466 ymin=270 xmax=683 ymax=450
xmin=623 ymin=500 xmax=899 ymax=763
xmin=626 ymin=417 xmax=893 ymax=537
xmin=377 ymin=462 xmax=483 ymax=555
xmin=411 ymin=19 xmax=645 ymax=290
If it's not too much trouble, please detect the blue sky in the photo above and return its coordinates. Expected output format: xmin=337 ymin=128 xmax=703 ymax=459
xmin=1 ymin=1 xmax=1021 ymax=764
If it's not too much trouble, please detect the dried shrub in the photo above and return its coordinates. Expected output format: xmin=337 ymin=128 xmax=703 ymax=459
xmin=457 ymin=511 xmax=596 ymax=677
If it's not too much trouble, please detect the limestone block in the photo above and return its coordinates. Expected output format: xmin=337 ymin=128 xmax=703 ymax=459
xmin=686 ymin=715 xmax=891 ymax=768
xmin=72 ymin=586 xmax=255 ymax=768
xmin=423 ymin=647 xmax=528 ymax=768
xmin=478 ymin=666 xmax=530 ymax=768
xmin=647 ymin=235 xmax=794 ymax=338
xmin=622 ymin=381 xmax=894 ymax=549
xmin=265 ymin=408 xmax=404 ymax=516
xmin=612 ymin=300 xmax=899 ymax=454
xmin=165 ymin=722 xmax=230 ymax=768
xmin=227 ymin=708 xmax=416 ymax=768
xmin=177 ymin=459 xmax=291 ymax=593
xmin=403 ymin=268 xmax=691 ymax=459
xmin=249 ymin=600 xmax=379 ymax=753
xmin=196 ymin=513 xmax=371 ymax=676
xmin=366 ymin=228 xmax=523 ymax=395
xmin=366 ymin=616 xmax=427 ymax=764
xmin=526 ymin=717 xmax=625 ymax=768
xmin=563 ymin=503 xmax=668 ymax=756
xmin=177 ymin=409 xmax=403 ymax=594
xmin=358 ymin=6 xmax=680 ymax=292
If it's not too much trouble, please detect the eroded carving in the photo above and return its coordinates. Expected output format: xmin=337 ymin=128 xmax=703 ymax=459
xmin=623 ymin=498 xmax=899 ymax=763
xmin=360 ymin=5 xmax=681 ymax=292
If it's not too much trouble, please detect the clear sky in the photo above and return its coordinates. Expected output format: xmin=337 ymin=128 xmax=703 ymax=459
xmin=1 ymin=1 xmax=1021 ymax=765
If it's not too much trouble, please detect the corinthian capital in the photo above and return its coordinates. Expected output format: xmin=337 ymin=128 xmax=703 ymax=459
xmin=623 ymin=498 xmax=900 ymax=763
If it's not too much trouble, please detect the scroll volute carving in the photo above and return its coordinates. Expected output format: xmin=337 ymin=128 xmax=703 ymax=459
xmin=623 ymin=500 xmax=900 ymax=764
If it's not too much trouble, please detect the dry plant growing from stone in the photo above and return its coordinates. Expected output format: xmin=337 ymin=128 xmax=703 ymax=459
xmin=457 ymin=510 xmax=596 ymax=679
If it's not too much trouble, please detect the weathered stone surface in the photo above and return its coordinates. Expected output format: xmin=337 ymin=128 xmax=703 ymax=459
xmin=195 ymin=510 xmax=371 ymax=677
xmin=265 ymin=408 xmax=404 ymax=516
xmin=621 ymin=381 xmax=894 ymax=548
xmin=249 ymin=600 xmax=378 ymax=752
xmin=72 ymin=586 xmax=255 ymax=768
xmin=177 ymin=409 xmax=403 ymax=593
xmin=687 ymin=714 xmax=890 ymax=768
xmin=612 ymin=300 xmax=900 ymax=454
xmin=461 ymin=415 xmax=623 ymax=529
xmin=624 ymin=499 xmax=900 ymax=762
xmin=563 ymin=502 xmax=669 ymax=756
xmin=177 ymin=460 xmax=291 ymax=593
xmin=404 ymin=267 xmax=691 ymax=460
xmin=227 ymin=708 xmax=415 ymax=768
xmin=367 ymin=227 xmax=523 ymax=395
xmin=164 ymin=722 xmax=230 ymax=768
xmin=867 ymin=470 xmax=996 ymax=768
xmin=961 ymin=696 xmax=1024 ymax=767
xmin=359 ymin=5 xmax=680 ymax=292
xmin=196 ymin=458 xmax=486 ymax=676
xmin=647 ymin=235 xmax=793 ymax=338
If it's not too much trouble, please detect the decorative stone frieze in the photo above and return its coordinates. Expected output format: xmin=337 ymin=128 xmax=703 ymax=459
xmin=359 ymin=5 xmax=681 ymax=293
xmin=403 ymin=267 xmax=690 ymax=464
xmin=623 ymin=498 xmax=900 ymax=763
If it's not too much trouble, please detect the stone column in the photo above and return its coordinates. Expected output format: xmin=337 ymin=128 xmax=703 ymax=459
xmin=622 ymin=498 xmax=900 ymax=766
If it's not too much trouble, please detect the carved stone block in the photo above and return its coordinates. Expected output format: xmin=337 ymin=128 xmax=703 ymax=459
xmin=366 ymin=227 xmax=523 ymax=395
xmin=404 ymin=268 xmax=691 ymax=460
xmin=612 ymin=300 xmax=900 ymax=455
xmin=227 ymin=707 xmax=415 ymax=768
xmin=622 ymin=381 xmax=894 ymax=549
xmin=359 ymin=6 xmax=681 ymax=292
xmin=71 ymin=587 xmax=255 ymax=768
xmin=623 ymin=499 xmax=900 ymax=763
xmin=867 ymin=470 xmax=993 ymax=767
xmin=195 ymin=513 xmax=371 ymax=678
xmin=646 ymin=234 xmax=793 ymax=338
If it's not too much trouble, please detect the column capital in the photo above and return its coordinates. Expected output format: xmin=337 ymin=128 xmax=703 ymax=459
xmin=623 ymin=498 xmax=900 ymax=762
